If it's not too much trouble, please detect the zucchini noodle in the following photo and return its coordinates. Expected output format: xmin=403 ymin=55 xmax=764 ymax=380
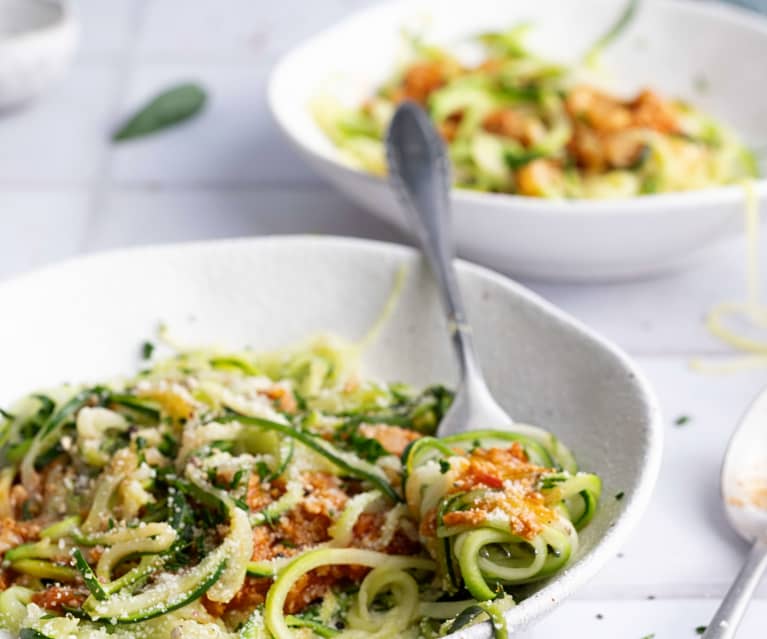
xmin=0 ymin=328 xmax=600 ymax=639
xmin=693 ymin=182 xmax=767 ymax=372
xmin=264 ymin=548 xmax=434 ymax=639
xmin=93 ymin=523 xmax=177 ymax=581
xmin=0 ymin=466 xmax=14 ymax=518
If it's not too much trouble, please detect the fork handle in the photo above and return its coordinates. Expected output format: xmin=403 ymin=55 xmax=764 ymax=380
xmin=702 ymin=540 xmax=767 ymax=639
xmin=385 ymin=102 xmax=480 ymax=377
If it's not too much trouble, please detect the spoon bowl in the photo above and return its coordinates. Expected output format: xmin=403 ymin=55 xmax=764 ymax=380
xmin=702 ymin=387 xmax=767 ymax=639
xmin=723 ymin=387 xmax=767 ymax=543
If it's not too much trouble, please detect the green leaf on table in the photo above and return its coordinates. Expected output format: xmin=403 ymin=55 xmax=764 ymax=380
xmin=113 ymin=83 xmax=207 ymax=142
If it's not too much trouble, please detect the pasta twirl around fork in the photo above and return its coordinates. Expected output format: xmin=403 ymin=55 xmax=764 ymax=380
xmin=314 ymin=22 xmax=757 ymax=199
xmin=0 ymin=335 xmax=599 ymax=639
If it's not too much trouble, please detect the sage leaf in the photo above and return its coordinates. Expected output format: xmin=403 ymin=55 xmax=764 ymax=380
xmin=113 ymin=82 xmax=207 ymax=142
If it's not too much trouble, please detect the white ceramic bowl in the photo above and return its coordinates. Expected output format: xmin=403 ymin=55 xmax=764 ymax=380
xmin=0 ymin=236 xmax=662 ymax=634
xmin=269 ymin=0 xmax=767 ymax=282
xmin=0 ymin=0 xmax=78 ymax=109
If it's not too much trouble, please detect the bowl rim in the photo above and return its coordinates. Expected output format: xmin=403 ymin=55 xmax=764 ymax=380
xmin=0 ymin=0 xmax=76 ymax=49
xmin=268 ymin=0 xmax=767 ymax=217
xmin=0 ymin=234 xmax=665 ymax=631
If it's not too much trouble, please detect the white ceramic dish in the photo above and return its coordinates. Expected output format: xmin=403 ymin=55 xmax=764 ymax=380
xmin=0 ymin=236 xmax=662 ymax=635
xmin=0 ymin=0 xmax=78 ymax=110
xmin=269 ymin=0 xmax=767 ymax=282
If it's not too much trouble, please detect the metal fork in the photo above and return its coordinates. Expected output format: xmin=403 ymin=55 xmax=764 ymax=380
xmin=385 ymin=101 xmax=514 ymax=437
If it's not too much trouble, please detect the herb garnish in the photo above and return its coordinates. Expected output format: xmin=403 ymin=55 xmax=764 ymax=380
xmin=141 ymin=341 xmax=155 ymax=360
xmin=346 ymin=433 xmax=388 ymax=463
xmin=255 ymin=460 xmax=272 ymax=482
xmin=230 ymin=469 xmax=245 ymax=490
xmin=158 ymin=433 xmax=179 ymax=458
xmin=113 ymin=83 xmax=207 ymax=142
xmin=540 ymin=475 xmax=566 ymax=490
xmin=20 ymin=499 xmax=35 ymax=521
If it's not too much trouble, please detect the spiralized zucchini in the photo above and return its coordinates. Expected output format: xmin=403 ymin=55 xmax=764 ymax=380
xmin=0 ymin=332 xmax=599 ymax=639
xmin=314 ymin=16 xmax=757 ymax=198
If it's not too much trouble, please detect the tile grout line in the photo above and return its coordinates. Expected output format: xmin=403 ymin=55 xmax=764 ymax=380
xmin=569 ymin=585 xmax=767 ymax=602
xmin=0 ymin=179 xmax=327 ymax=191
xmin=74 ymin=53 xmax=287 ymax=67
xmin=80 ymin=0 xmax=151 ymax=254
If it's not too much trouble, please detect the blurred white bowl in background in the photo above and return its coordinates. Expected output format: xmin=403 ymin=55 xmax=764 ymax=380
xmin=269 ymin=0 xmax=767 ymax=282
xmin=0 ymin=0 xmax=78 ymax=110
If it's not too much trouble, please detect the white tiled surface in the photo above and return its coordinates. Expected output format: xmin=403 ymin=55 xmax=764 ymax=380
xmin=75 ymin=0 xmax=139 ymax=60
xmin=111 ymin=64 xmax=318 ymax=186
xmin=0 ymin=66 xmax=118 ymax=184
xmin=136 ymin=0 xmax=351 ymax=60
xmin=534 ymin=235 xmax=753 ymax=356
xmin=86 ymin=188 xmax=404 ymax=249
xmin=2 ymin=1 xmax=767 ymax=637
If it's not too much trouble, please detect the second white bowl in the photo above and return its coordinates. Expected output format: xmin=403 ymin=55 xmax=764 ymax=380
xmin=269 ymin=0 xmax=767 ymax=282
xmin=0 ymin=0 xmax=78 ymax=109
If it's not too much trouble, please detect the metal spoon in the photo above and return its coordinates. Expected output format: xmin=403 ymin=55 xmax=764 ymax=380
xmin=385 ymin=101 xmax=513 ymax=437
xmin=703 ymin=387 xmax=767 ymax=638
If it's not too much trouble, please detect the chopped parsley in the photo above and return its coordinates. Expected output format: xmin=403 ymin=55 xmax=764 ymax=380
xmin=230 ymin=468 xmax=245 ymax=490
xmin=20 ymin=498 xmax=35 ymax=521
xmin=693 ymin=74 xmax=710 ymax=95
xmin=158 ymin=433 xmax=179 ymax=458
xmin=696 ymin=627 xmax=706 ymax=635
xmin=255 ymin=460 xmax=272 ymax=482
xmin=439 ymin=460 xmax=451 ymax=474
xmin=674 ymin=415 xmax=691 ymax=426
xmin=615 ymin=491 xmax=625 ymax=501
xmin=540 ymin=475 xmax=566 ymax=490
xmin=141 ymin=341 xmax=155 ymax=360
xmin=345 ymin=434 xmax=388 ymax=463
xmin=261 ymin=509 xmax=280 ymax=528
xmin=233 ymin=497 xmax=249 ymax=512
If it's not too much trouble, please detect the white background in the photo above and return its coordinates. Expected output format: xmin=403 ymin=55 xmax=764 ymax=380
xmin=2 ymin=0 xmax=767 ymax=636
